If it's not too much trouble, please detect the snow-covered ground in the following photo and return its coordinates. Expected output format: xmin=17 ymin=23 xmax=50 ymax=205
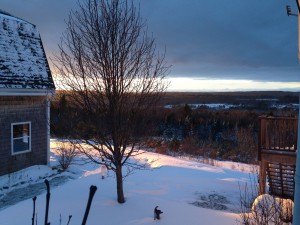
xmin=0 ymin=139 xmax=257 ymax=225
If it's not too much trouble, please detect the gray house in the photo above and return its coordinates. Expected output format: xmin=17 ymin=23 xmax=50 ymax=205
xmin=0 ymin=10 xmax=55 ymax=176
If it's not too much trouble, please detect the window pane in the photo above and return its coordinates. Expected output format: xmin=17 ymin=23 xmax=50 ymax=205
xmin=13 ymin=138 xmax=30 ymax=153
xmin=13 ymin=124 xmax=29 ymax=138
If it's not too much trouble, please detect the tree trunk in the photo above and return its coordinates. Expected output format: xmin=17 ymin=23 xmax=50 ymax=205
xmin=116 ymin=165 xmax=125 ymax=203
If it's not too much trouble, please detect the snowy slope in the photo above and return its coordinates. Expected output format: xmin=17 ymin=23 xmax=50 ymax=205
xmin=0 ymin=140 xmax=255 ymax=225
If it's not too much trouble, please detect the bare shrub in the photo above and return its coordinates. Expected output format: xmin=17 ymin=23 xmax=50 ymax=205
xmin=155 ymin=143 xmax=168 ymax=155
xmin=143 ymin=138 xmax=162 ymax=149
xmin=181 ymin=136 xmax=200 ymax=155
xmin=55 ymin=142 xmax=77 ymax=171
xmin=201 ymin=157 xmax=216 ymax=167
xmin=231 ymin=164 xmax=236 ymax=170
xmin=235 ymin=126 xmax=257 ymax=163
xmin=169 ymin=138 xmax=180 ymax=152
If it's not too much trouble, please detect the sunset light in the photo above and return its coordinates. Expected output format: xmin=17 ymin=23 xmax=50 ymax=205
xmin=0 ymin=1 xmax=299 ymax=225
xmin=168 ymin=77 xmax=300 ymax=92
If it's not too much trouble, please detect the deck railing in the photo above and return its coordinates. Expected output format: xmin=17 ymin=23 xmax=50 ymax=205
xmin=258 ymin=116 xmax=298 ymax=159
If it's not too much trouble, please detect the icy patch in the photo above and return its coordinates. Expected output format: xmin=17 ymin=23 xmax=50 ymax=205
xmin=0 ymin=176 xmax=69 ymax=211
xmin=0 ymin=164 xmax=81 ymax=211
xmin=0 ymin=165 xmax=57 ymax=194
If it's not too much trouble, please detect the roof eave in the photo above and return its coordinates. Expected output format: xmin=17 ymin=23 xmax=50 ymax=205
xmin=0 ymin=88 xmax=55 ymax=96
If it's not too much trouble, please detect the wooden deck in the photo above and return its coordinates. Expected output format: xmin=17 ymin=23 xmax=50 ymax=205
xmin=258 ymin=116 xmax=298 ymax=199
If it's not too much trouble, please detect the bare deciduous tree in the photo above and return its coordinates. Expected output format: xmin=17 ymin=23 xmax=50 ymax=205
xmin=54 ymin=0 xmax=169 ymax=203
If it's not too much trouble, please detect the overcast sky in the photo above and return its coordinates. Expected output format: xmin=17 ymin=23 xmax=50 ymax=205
xmin=1 ymin=0 xmax=300 ymax=91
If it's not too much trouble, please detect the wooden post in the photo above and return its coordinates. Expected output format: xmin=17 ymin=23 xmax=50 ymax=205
xmin=44 ymin=179 xmax=50 ymax=225
xmin=259 ymin=160 xmax=267 ymax=195
xmin=81 ymin=185 xmax=97 ymax=225
xmin=32 ymin=196 xmax=37 ymax=225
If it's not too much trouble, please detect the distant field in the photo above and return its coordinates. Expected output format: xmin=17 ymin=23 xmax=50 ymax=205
xmin=161 ymin=91 xmax=299 ymax=106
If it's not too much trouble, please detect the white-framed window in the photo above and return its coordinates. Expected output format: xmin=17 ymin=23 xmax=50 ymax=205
xmin=11 ymin=122 xmax=31 ymax=155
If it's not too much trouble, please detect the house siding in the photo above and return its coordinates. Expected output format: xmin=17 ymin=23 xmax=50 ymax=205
xmin=0 ymin=96 xmax=48 ymax=176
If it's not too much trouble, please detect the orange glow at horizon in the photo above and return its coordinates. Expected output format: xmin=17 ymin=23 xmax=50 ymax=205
xmin=167 ymin=77 xmax=300 ymax=92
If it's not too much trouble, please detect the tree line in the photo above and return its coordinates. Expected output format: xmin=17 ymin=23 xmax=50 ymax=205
xmin=154 ymin=104 xmax=259 ymax=163
xmin=51 ymin=94 xmax=297 ymax=165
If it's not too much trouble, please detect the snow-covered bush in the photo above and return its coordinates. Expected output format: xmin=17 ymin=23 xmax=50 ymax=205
xmin=277 ymin=198 xmax=294 ymax=223
xmin=239 ymin=193 xmax=293 ymax=225
xmin=251 ymin=194 xmax=293 ymax=224
xmin=238 ymin=172 xmax=293 ymax=225
xmin=251 ymin=194 xmax=280 ymax=224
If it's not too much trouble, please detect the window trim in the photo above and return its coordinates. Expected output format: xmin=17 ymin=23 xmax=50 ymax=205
xmin=11 ymin=121 xmax=31 ymax=155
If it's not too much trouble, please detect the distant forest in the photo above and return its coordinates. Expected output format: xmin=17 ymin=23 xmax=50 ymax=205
xmin=161 ymin=91 xmax=299 ymax=106
xmin=51 ymin=91 xmax=299 ymax=164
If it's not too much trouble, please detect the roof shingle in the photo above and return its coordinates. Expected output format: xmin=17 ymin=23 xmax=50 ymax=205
xmin=0 ymin=11 xmax=55 ymax=90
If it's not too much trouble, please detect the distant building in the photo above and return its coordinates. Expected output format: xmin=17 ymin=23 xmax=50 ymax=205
xmin=0 ymin=10 xmax=55 ymax=175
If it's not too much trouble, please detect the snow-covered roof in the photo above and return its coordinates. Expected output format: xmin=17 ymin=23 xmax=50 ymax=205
xmin=0 ymin=10 xmax=55 ymax=91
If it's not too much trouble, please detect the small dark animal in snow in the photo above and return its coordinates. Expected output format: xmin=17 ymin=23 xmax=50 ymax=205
xmin=154 ymin=206 xmax=163 ymax=220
